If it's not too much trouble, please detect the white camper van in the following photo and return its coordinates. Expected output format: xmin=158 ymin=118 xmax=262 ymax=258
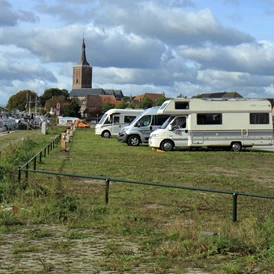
xmin=58 ymin=117 xmax=80 ymax=126
xmin=149 ymin=98 xmax=274 ymax=152
xmin=95 ymin=109 xmax=143 ymax=138
xmin=118 ymin=107 xmax=170 ymax=146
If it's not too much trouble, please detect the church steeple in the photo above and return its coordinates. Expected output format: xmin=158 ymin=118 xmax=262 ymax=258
xmin=77 ymin=39 xmax=90 ymax=66
xmin=72 ymin=39 xmax=93 ymax=89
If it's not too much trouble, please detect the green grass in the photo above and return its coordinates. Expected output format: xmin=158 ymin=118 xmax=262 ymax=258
xmin=2 ymin=128 xmax=274 ymax=273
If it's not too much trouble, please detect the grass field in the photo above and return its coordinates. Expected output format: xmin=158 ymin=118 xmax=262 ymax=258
xmin=1 ymin=127 xmax=274 ymax=273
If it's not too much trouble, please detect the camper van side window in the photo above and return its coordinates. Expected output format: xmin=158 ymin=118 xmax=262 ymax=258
xmin=114 ymin=117 xmax=120 ymax=124
xmin=135 ymin=115 xmax=151 ymax=127
xmin=175 ymin=102 xmax=189 ymax=109
xmin=153 ymin=115 xmax=170 ymax=125
xmin=197 ymin=113 xmax=222 ymax=125
xmin=124 ymin=116 xmax=136 ymax=123
xmin=250 ymin=113 xmax=269 ymax=124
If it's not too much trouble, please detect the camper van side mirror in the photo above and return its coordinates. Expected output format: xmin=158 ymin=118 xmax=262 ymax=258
xmin=168 ymin=124 xmax=173 ymax=131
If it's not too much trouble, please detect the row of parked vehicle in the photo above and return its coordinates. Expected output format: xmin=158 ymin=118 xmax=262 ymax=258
xmin=0 ymin=115 xmax=49 ymax=132
xmin=95 ymin=98 xmax=274 ymax=152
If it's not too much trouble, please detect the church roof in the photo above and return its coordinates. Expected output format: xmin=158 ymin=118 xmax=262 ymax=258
xmin=70 ymin=88 xmax=124 ymax=100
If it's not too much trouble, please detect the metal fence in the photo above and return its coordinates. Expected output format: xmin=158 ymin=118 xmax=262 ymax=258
xmin=18 ymin=135 xmax=274 ymax=223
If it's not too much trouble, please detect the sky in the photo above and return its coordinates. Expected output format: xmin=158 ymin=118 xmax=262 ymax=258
xmin=1 ymin=0 xmax=274 ymax=106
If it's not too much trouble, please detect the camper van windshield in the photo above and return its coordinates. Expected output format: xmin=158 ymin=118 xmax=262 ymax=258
xmin=98 ymin=114 xmax=107 ymax=124
xmin=161 ymin=116 xmax=174 ymax=129
xmin=129 ymin=112 xmax=143 ymax=125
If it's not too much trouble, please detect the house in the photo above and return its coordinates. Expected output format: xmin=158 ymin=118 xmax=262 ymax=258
xmin=80 ymin=94 xmax=121 ymax=119
xmin=134 ymin=93 xmax=165 ymax=103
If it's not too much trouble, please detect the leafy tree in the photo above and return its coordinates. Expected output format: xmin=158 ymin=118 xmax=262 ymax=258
xmin=177 ymin=93 xmax=185 ymax=98
xmin=102 ymin=103 xmax=115 ymax=113
xmin=44 ymin=96 xmax=68 ymax=113
xmin=191 ymin=94 xmax=203 ymax=98
xmin=115 ymin=100 xmax=127 ymax=109
xmin=40 ymin=88 xmax=69 ymax=107
xmin=6 ymin=90 xmax=37 ymax=111
xmin=127 ymin=101 xmax=137 ymax=109
xmin=154 ymin=96 xmax=167 ymax=106
xmin=139 ymin=97 xmax=153 ymax=109
xmin=62 ymin=101 xmax=81 ymax=117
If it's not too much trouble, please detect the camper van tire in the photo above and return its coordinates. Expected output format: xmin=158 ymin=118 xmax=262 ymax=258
xmin=127 ymin=135 xmax=141 ymax=146
xmin=102 ymin=130 xmax=111 ymax=138
xmin=160 ymin=140 xmax=174 ymax=151
xmin=230 ymin=142 xmax=242 ymax=152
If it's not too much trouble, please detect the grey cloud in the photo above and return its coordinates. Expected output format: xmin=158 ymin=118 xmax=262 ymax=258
xmin=0 ymin=0 xmax=38 ymax=26
xmin=1 ymin=25 xmax=166 ymax=69
xmin=0 ymin=62 xmax=57 ymax=82
xmin=91 ymin=4 xmax=254 ymax=46
xmin=177 ymin=41 xmax=274 ymax=76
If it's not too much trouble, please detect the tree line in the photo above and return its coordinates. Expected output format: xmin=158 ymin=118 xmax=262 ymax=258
xmin=5 ymin=88 xmax=170 ymax=119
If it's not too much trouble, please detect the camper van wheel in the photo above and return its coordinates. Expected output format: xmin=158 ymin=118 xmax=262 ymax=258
xmin=102 ymin=131 xmax=111 ymax=138
xmin=127 ymin=135 xmax=140 ymax=146
xmin=231 ymin=142 xmax=242 ymax=152
xmin=160 ymin=140 xmax=174 ymax=151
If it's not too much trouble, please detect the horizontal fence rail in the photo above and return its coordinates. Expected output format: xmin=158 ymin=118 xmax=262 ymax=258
xmin=17 ymin=168 xmax=274 ymax=223
xmin=18 ymin=134 xmax=61 ymax=182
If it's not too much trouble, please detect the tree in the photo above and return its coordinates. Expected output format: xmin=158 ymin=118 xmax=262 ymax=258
xmin=40 ymin=88 xmax=69 ymax=107
xmin=177 ymin=93 xmax=185 ymax=98
xmin=62 ymin=101 xmax=81 ymax=117
xmin=115 ymin=100 xmax=127 ymax=109
xmin=102 ymin=103 xmax=115 ymax=113
xmin=6 ymin=90 xmax=37 ymax=111
xmin=44 ymin=96 xmax=68 ymax=113
xmin=154 ymin=96 xmax=167 ymax=106
xmin=139 ymin=97 xmax=153 ymax=109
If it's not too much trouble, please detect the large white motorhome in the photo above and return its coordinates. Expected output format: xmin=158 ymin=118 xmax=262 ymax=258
xmin=95 ymin=109 xmax=143 ymax=138
xmin=149 ymin=98 xmax=274 ymax=152
xmin=118 ymin=107 xmax=170 ymax=146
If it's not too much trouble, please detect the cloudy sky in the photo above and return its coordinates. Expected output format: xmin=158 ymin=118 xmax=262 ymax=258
xmin=1 ymin=0 xmax=274 ymax=106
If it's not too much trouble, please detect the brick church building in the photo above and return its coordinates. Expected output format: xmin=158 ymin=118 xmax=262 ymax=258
xmin=69 ymin=39 xmax=124 ymax=118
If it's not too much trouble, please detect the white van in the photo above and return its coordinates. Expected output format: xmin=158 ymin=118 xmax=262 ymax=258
xmin=149 ymin=98 xmax=274 ymax=152
xmin=118 ymin=107 xmax=170 ymax=146
xmin=95 ymin=109 xmax=143 ymax=138
xmin=58 ymin=117 xmax=80 ymax=126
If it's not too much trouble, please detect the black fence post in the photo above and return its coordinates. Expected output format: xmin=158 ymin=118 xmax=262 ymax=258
xmin=232 ymin=193 xmax=238 ymax=222
xmin=105 ymin=179 xmax=110 ymax=204
xmin=33 ymin=156 xmax=37 ymax=170
xmin=25 ymin=163 xmax=29 ymax=180
xmin=18 ymin=166 xmax=21 ymax=183
xmin=39 ymin=151 xmax=42 ymax=163
xmin=44 ymin=147 xmax=46 ymax=158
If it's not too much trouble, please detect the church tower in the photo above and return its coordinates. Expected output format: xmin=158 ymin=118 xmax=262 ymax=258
xmin=72 ymin=39 xmax=92 ymax=89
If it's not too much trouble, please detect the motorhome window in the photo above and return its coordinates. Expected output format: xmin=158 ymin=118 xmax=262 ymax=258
xmin=98 ymin=114 xmax=107 ymax=124
xmin=175 ymin=102 xmax=189 ymax=109
xmin=153 ymin=115 xmax=170 ymax=126
xmin=159 ymin=101 xmax=169 ymax=110
xmin=124 ymin=115 xmax=136 ymax=123
xmin=161 ymin=116 xmax=174 ymax=129
xmin=113 ymin=116 xmax=120 ymax=124
xmin=250 ymin=113 xmax=269 ymax=124
xmin=171 ymin=117 xmax=186 ymax=129
xmin=135 ymin=115 xmax=152 ymax=127
xmin=197 ymin=113 xmax=222 ymax=125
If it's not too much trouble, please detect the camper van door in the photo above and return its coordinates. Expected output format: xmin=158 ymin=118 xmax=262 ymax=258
xmin=111 ymin=114 xmax=121 ymax=135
